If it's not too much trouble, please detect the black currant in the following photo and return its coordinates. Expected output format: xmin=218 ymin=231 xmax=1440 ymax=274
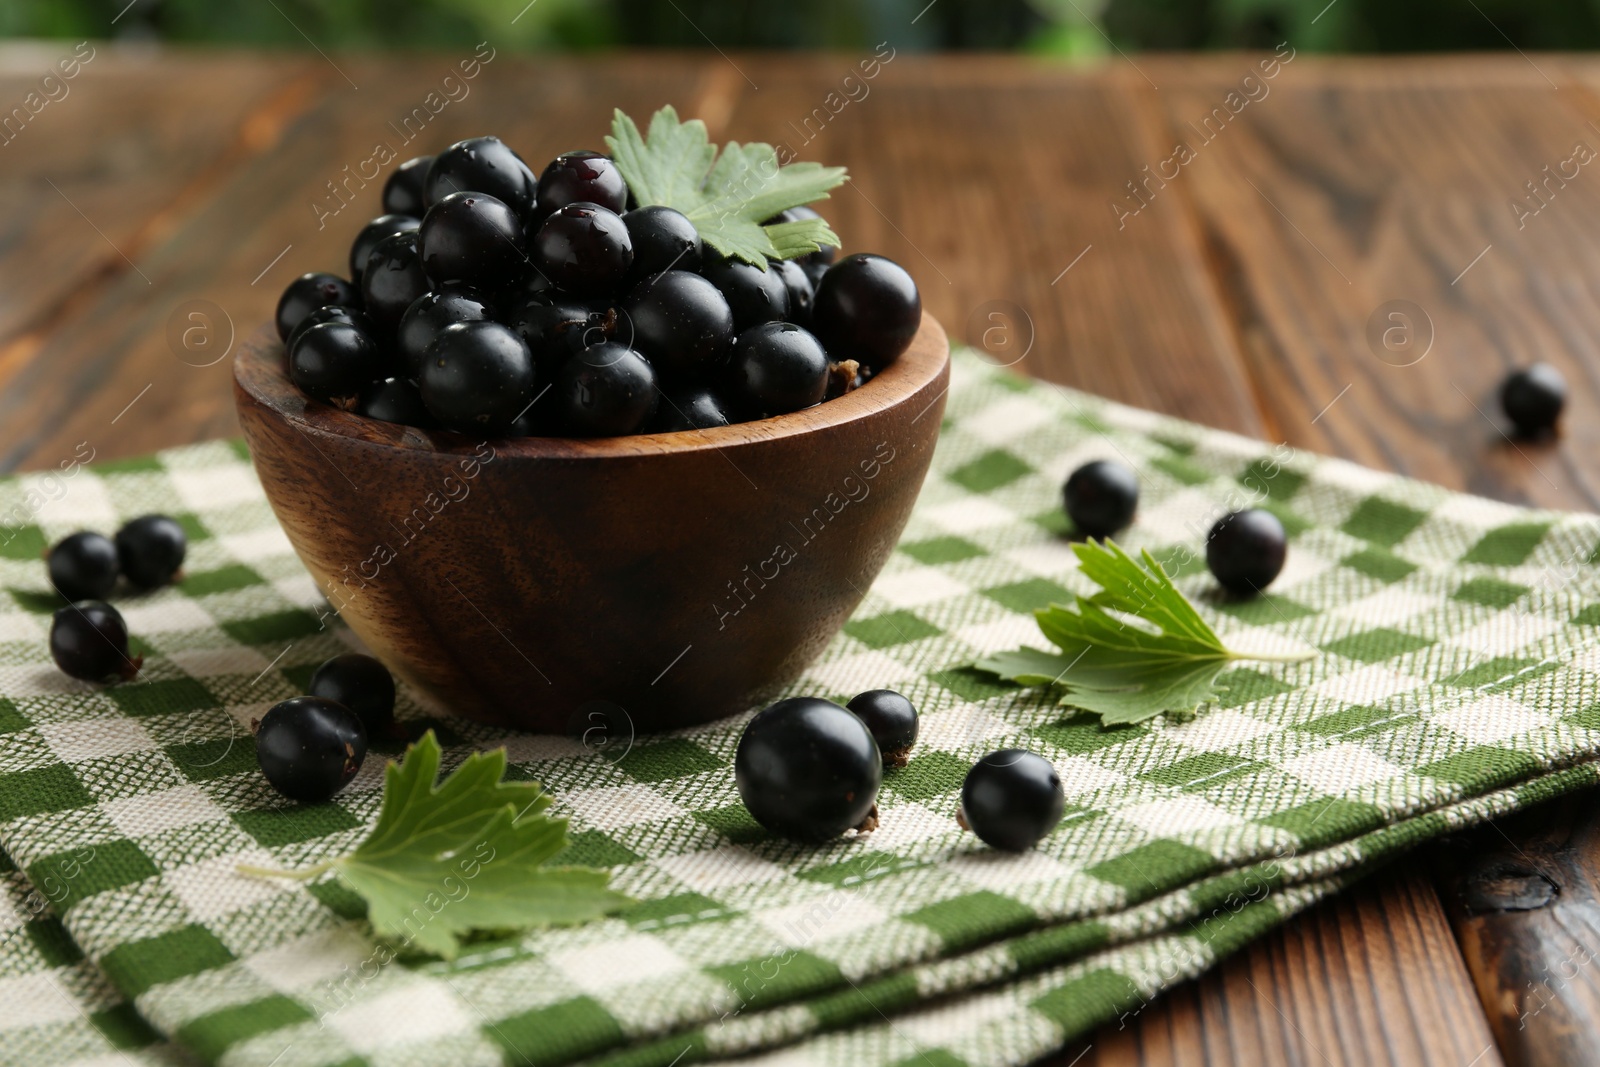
xmin=507 ymin=295 xmax=605 ymax=375
xmin=846 ymin=689 xmax=919 ymax=768
xmin=727 ymin=322 xmax=829 ymax=416
xmin=357 ymin=377 xmax=433 ymax=428
xmin=424 ymin=136 xmax=537 ymax=215
xmin=360 ymin=231 xmax=430 ymax=336
xmin=1207 ymin=508 xmax=1287 ymax=595
xmin=50 ymin=600 xmax=141 ymax=682
xmin=397 ymin=285 xmax=495 ymax=378
xmin=276 ymin=272 xmax=360 ymax=342
xmin=811 ymin=253 xmax=921 ymax=373
xmin=419 ymin=320 xmax=538 ymax=435
xmin=1501 ymin=363 xmax=1567 ymax=437
xmin=770 ymin=258 xmax=815 ymax=328
xmin=349 ymin=213 xmax=420 ymax=283
xmin=735 ymin=697 xmax=882 ymax=842
xmin=114 ymin=514 xmax=186 ymax=589
xmin=623 ymin=270 xmax=735 ymax=379
xmin=308 ymin=653 xmax=396 ymax=736
xmin=623 ymin=205 xmax=702 ymax=278
xmin=383 ymin=155 xmax=432 ymax=216
xmin=650 ymin=385 xmax=732 ymax=432
xmin=533 ymin=202 xmax=633 ymax=296
xmin=254 ymin=696 xmax=367 ymax=803
xmin=555 ymin=342 xmax=657 ymax=436
xmin=959 ymin=750 xmax=1064 ymax=852
xmin=766 ymin=205 xmax=839 ymax=272
xmin=286 ymin=305 xmax=378 ymax=355
xmin=537 ymin=151 xmax=628 ymax=216
xmin=418 ymin=191 xmax=527 ymax=287
xmin=1063 ymin=460 xmax=1139 ymax=540
xmin=289 ymin=321 xmax=382 ymax=403
xmin=701 ymin=256 xmax=788 ymax=333
xmin=47 ymin=532 xmax=119 ymax=601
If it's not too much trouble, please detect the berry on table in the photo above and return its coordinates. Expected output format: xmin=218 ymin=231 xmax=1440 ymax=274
xmin=846 ymin=689 xmax=919 ymax=768
xmin=623 ymin=270 xmax=735 ymax=378
xmin=727 ymin=322 xmax=829 ymax=416
xmin=554 ymin=341 xmax=658 ymax=436
xmin=959 ymin=750 xmax=1064 ymax=852
xmin=47 ymin=531 xmax=119 ymax=601
xmin=308 ymin=652 xmax=397 ymax=736
xmin=424 ymin=136 xmax=537 ymax=215
xmin=276 ymin=272 xmax=360 ymax=341
xmin=114 ymin=514 xmax=187 ymax=589
xmin=418 ymin=192 xmax=527 ymax=287
xmin=349 ymin=213 xmax=420 ymax=283
xmin=701 ymin=256 xmax=788 ymax=333
xmin=537 ymin=150 xmax=628 ymax=216
xmin=1206 ymin=508 xmax=1287 ymax=595
xmin=50 ymin=600 xmax=141 ymax=682
xmin=357 ymin=377 xmax=433 ymax=428
xmin=397 ymin=285 xmax=495 ymax=378
xmin=418 ymin=320 xmax=538 ymax=435
xmin=289 ymin=321 xmax=383 ymax=404
xmin=382 ymin=155 xmax=433 ymax=216
xmin=360 ymin=231 xmax=431 ymax=335
xmin=650 ymin=385 xmax=732 ymax=432
xmin=623 ymin=205 xmax=702 ymax=278
xmin=1063 ymin=459 xmax=1139 ymax=540
xmin=254 ymin=696 xmax=367 ymax=803
xmin=735 ymin=697 xmax=883 ymax=842
xmin=1500 ymin=362 xmax=1566 ymax=437
xmin=811 ymin=253 xmax=921 ymax=372
xmin=533 ymin=202 xmax=633 ymax=296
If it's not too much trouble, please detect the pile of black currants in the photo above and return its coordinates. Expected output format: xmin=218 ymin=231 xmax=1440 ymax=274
xmin=277 ymin=135 xmax=922 ymax=438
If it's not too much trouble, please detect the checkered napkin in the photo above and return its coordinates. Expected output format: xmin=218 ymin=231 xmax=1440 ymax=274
xmin=2 ymin=349 xmax=1600 ymax=1067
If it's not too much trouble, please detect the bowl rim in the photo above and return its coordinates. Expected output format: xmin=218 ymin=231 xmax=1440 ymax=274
xmin=234 ymin=313 xmax=950 ymax=460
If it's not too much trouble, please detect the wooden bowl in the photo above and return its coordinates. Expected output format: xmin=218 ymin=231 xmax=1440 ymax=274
xmin=233 ymin=315 xmax=950 ymax=734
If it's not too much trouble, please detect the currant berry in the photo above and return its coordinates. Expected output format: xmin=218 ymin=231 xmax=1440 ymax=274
xmin=382 ymin=155 xmax=432 ymax=216
xmin=418 ymin=191 xmax=527 ymax=287
xmin=418 ymin=321 xmax=538 ymax=435
xmin=650 ymin=385 xmax=732 ymax=432
xmin=308 ymin=653 xmax=396 ymax=736
xmin=959 ymin=750 xmax=1064 ymax=851
xmin=1207 ymin=509 xmax=1287 ymax=595
xmin=360 ymin=231 xmax=430 ymax=336
xmin=289 ymin=321 xmax=382 ymax=403
xmin=115 ymin=514 xmax=186 ymax=589
xmin=555 ymin=342 xmax=658 ymax=436
xmin=767 ymin=205 xmax=839 ymax=272
xmin=276 ymin=272 xmax=360 ymax=341
xmin=1501 ymin=363 xmax=1567 ymax=436
xmin=811 ymin=253 xmax=921 ymax=372
xmin=537 ymin=150 xmax=628 ymax=216
xmin=701 ymin=256 xmax=788 ymax=333
xmin=623 ymin=205 xmax=702 ymax=278
xmin=735 ymin=697 xmax=882 ymax=842
xmin=727 ymin=322 xmax=829 ymax=416
xmin=47 ymin=532 xmax=119 ymax=601
xmin=286 ymin=305 xmax=378 ymax=354
xmin=1063 ymin=460 xmax=1139 ymax=539
xmin=357 ymin=377 xmax=433 ymax=428
xmin=349 ymin=213 xmax=419 ymax=283
xmin=533 ymin=202 xmax=633 ymax=296
xmin=507 ymin=295 xmax=605 ymax=375
xmin=846 ymin=689 xmax=919 ymax=768
xmin=50 ymin=600 xmax=141 ymax=682
xmin=424 ymin=136 xmax=537 ymax=215
xmin=770 ymin=258 xmax=814 ymax=328
xmin=254 ymin=696 xmax=367 ymax=803
xmin=397 ymin=285 xmax=495 ymax=378
xmin=623 ymin=270 xmax=735 ymax=378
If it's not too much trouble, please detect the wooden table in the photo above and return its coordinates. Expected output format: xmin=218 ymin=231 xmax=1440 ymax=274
xmin=4 ymin=44 xmax=1600 ymax=1066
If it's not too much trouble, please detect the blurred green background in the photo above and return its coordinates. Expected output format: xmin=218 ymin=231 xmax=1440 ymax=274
xmin=3 ymin=0 xmax=1596 ymax=53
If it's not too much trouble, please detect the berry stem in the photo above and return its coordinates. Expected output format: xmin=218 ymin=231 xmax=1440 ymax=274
xmin=236 ymin=859 xmax=338 ymax=881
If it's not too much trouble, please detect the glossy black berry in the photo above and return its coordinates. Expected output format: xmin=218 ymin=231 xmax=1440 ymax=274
xmin=846 ymin=689 xmax=919 ymax=768
xmin=735 ymin=697 xmax=882 ymax=843
xmin=276 ymin=272 xmax=360 ymax=342
xmin=286 ymin=305 xmax=378 ymax=354
xmin=1207 ymin=509 xmax=1287 ymax=595
xmin=727 ymin=322 xmax=829 ymax=416
xmin=623 ymin=270 xmax=735 ymax=378
xmin=767 ymin=205 xmax=839 ymax=272
xmin=47 ymin=532 xmax=119 ymax=601
xmin=508 ymin=295 xmax=605 ymax=374
xmin=254 ymin=696 xmax=367 ymax=803
xmin=50 ymin=600 xmax=141 ymax=682
xmin=1063 ymin=460 xmax=1139 ymax=539
xmin=289 ymin=321 xmax=382 ymax=403
xmin=418 ymin=192 xmax=527 ymax=287
xmin=357 ymin=377 xmax=433 ymax=428
xmin=811 ymin=253 xmax=921 ymax=372
xmin=650 ymin=385 xmax=732 ymax=432
xmin=114 ymin=514 xmax=186 ymax=589
xmin=1501 ymin=363 xmax=1567 ymax=436
xmin=770 ymin=258 xmax=815 ymax=328
xmin=701 ymin=256 xmax=788 ymax=333
xmin=623 ymin=205 xmax=702 ymax=278
xmin=308 ymin=653 xmax=396 ymax=736
xmin=349 ymin=213 xmax=419 ymax=283
xmin=555 ymin=342 xmax=658 ymax=436
xmin=360 ymin=231 xmax=430 ymax=336
xmin=533 ymin=203 xmax=633 ymax=296
xmin=959 ymin=750 xmax=1064 ymax=852
xmin=397 ymin=285 xmax=495 ymax=378
xmin=418 ymin=320 xmax=538 ymax=435
xmin=383 ymin=155 xmax=433 ymax=216
xmin=425 ymin=136 xmax=537 ymax=215
xmin=537 ymin=150 xmax=628 ymax=216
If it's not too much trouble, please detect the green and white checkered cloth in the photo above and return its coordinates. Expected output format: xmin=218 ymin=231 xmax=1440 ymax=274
xmin=2 ymin=348 xmax=1599 ymax=1067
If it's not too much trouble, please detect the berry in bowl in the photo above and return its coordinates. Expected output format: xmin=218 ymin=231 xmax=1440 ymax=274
xmin=235 ymin=107 xmax=949 ymax=733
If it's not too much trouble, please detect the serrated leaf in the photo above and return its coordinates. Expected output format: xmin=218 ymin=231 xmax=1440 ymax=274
xmin=605 ymin=106 xmax=846 ymax=268
xmin=974 ymin=539 xmax=1313 ymax=726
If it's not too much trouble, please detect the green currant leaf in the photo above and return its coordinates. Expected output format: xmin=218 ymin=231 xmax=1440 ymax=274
xmin=974 ymin=540 xmax=1314 ymax=726
xmin=605 ymin=106 xmax=846 ymax=268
